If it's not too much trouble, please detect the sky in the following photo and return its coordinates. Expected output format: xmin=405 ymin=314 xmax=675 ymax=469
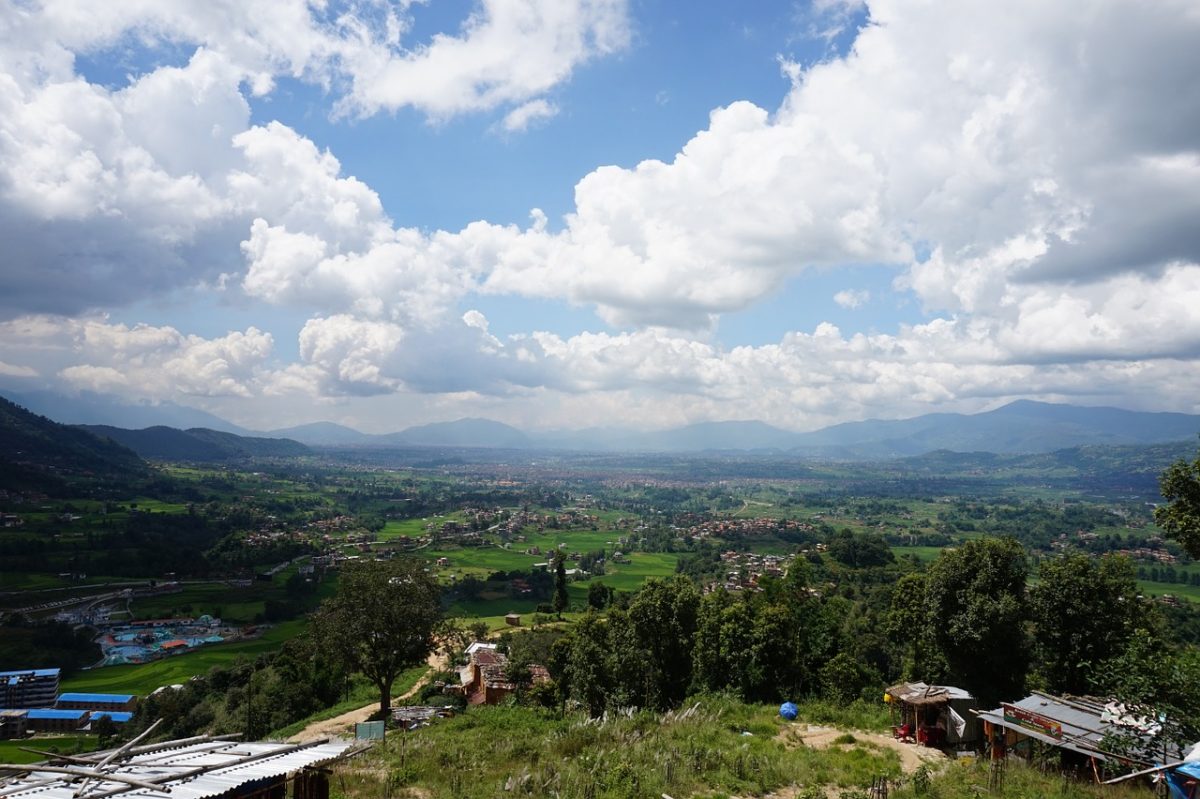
xmin=0 ymin=0 xmax=1198 ymax=434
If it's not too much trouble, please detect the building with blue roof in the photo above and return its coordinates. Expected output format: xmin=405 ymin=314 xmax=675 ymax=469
xmin=26 ymin=707 xmax=88 ymax=733
xmin=88 ymin=711 xmax=133 ymax=724
xmin=0 ymin=668 xmax=60 ymax=709
xmin=57 ymin=692 xmax=137 ymax=712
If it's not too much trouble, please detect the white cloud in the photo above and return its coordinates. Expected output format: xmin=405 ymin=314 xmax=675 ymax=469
xmin=500 ymin=99 xmax=559 ymax=132
xmin=833 ymin=289 xmax=870 ymax=309
xmin=0 ymin=361 xmax=37 ymax=378
xmin=339 ymin=0 xmax=629 ymax=119
xmin=0 ymin=316 xmax=274 ymax=401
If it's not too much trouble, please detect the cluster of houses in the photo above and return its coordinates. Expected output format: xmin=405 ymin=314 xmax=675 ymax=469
xmin=0 ymin=668 xmax=136 ymax=739
xmin=705 ymin=551 xmax=790 ymax=593
xmin=680 ymin=517 xmax=817 ymax=541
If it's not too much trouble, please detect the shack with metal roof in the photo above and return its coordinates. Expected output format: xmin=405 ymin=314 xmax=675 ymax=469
xmin=25 ymin=708 xmax=89 ymax=733
xmin=884 ymin=681 xmax=978 ymax=748
xmin=976 ymin=691 xmax=1181 ymax=773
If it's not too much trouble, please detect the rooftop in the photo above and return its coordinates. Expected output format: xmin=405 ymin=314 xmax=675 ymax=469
xmin=58 ymin=692 xmax=135 ymax=704
xmin=0 ymin=735 xmax=362 ymax=799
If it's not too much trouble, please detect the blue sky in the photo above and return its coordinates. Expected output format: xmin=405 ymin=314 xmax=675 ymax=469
xmin=0 ymin=0 xmax=1198 ymax=433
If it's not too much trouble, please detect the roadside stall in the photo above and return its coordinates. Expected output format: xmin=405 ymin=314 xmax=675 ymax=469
xmin=885 ymin=682 xmax=978 ymax=748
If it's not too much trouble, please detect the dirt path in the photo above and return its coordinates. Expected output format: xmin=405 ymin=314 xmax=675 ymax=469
xmin=777 ymin=723 xmax=948 ymax=775
xmin=288 ymin=652 xmax=448 ymax=742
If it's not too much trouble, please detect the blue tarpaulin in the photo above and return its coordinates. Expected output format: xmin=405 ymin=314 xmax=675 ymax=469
xmin=780 ymin=702 xmax=799 ymax=721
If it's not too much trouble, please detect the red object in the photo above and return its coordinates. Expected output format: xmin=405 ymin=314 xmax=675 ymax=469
xmin=893 ymin=723 xmax=913 ymax=741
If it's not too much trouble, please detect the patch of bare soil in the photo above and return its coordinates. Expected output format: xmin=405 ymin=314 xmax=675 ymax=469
xmin=777 ymin=722 xmax=949 ymax=775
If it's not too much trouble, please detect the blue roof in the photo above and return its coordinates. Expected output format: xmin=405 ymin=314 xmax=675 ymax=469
xmin=0 ymin=668 xmax=60 ymax=678
xmin=89 ymin=711 xmax=133 ymax=723
xmin=28 ymin=708 xmax=87 ymax=720
xmin=58 ymin=692 xmax=134 ymax=704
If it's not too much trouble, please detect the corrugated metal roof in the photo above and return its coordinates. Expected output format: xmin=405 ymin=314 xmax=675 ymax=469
xmin=27 ymin=709 xmax=87 ymax=720
xmin=0 ymin=669 xmax=59 ymax=679
xmin=0 ymin=738 xmax=361 ymax=799
xmin=58 ymin=693 xmax=135 ymax=704
xmin=887 ymin=681 xmax=973 ymax=705
xmin=978 ymin=691 xmax=1180 ymax=765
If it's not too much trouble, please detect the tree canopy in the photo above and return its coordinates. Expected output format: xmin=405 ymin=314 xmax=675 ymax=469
xmin=925 ymin=536 xmax=1029 ymax=706
xmin=310 ymin=557 xmax=443 ymax=716
xmin=1156 ymin=449 xmax=1200 ymax=558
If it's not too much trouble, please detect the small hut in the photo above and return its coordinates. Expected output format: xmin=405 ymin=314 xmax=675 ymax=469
xmin=885 ymin=681 xmax=978 ymax=747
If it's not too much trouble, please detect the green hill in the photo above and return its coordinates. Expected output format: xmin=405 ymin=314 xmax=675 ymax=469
xmin=0 ymin=393 xmax=147 ymax=489
xmin=80 ymin=424 xmax=311 ymax=462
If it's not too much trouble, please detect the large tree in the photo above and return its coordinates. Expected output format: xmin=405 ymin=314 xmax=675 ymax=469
xmin=1156 ymin=449 xmax=1200 ymax=558
xmin=926 ymin=536 xmax=1029 ymax=706
xmin=1029 ymin=552 xmax=1142 ymax=694
xmin=310 ymin=558 xmax=443 ymax=717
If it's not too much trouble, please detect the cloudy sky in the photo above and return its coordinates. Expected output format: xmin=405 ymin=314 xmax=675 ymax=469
xmin=1 ymin=0 xmax=1198 ymax=434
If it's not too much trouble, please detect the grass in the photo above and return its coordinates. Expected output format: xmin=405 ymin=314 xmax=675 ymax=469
xmin=890 ymin=757 xmax=1148 ymax=799
xmin=268 ymin=664 xmax=429 ymax=740
xmin=61 ymin=621 xmax=306 ymax=695
xmin=331 ymin=696 xmax=901 ymax=799
xmin=0 ymin=736 xmax=100 ymax=764
xmin=1136 ymin=579 xmax=1200 ymax=602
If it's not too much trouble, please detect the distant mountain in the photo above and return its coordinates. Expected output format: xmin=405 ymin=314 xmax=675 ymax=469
xmin=385 ymin=418 xmax=531 ymax=449
xmin=81 ymin=425 xmax=310 ymax=462
xmin=788 ymin=400 xmax=1200 ymax=458
xmin=7 ymin=390 xmax=250 ymax=434
xmin=265 ymin=421 xmax=375 ymax=446
xmin=0 ymin=394 xmax=146 ymax=487
xmin=289 ymin=401 xmax=1200 ymax=456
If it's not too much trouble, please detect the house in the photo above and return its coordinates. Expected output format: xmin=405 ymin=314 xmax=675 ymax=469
xmin=885 ymin=681 xmax=978 ymax=747
xmin=453 ymin=643 xmax=548 ymax=706
xmin=505 ymin=613 xmax=521 ymax=626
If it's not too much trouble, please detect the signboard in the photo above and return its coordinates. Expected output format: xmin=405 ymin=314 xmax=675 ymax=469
xmin=1002 ymin=703 xmax=1062 ymax=739
xmin=355 ymin=720 xmax=385 ymax=741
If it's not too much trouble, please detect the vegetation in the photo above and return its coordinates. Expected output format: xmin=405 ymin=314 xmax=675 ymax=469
xmin=332 ymin=697 xmax=902 ymax=799
xmin=1156 ymin=445 xmax=1200 ymax=557
xmin=309 ymin=558 xmax=443 ymax=716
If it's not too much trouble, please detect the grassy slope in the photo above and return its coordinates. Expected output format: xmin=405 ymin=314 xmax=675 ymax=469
xmin=334 ymin=697 xmax=901 ymax=799
xmin=0 ymin=736 xmax=100 ymax=765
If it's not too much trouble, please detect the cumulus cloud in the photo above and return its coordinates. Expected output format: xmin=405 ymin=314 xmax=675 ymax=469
xmin=0 ymin=316 xmax=275 ymax=401
xmin=500 ymin=99 xmax=559 ymax=132
xmin=833 ymin=289 xmax=870 ymax=309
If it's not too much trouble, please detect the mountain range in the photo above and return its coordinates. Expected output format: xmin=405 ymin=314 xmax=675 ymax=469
xmin=6 ymin=390 xmax=1199 ymax=459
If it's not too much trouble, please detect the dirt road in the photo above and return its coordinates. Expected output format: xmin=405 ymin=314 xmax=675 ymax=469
xmin=288 ymin=652 xmax=447 ymax=742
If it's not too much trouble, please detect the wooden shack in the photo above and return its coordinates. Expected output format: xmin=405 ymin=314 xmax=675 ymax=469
xmin=885 ymin=681 xmax=979 ymax=747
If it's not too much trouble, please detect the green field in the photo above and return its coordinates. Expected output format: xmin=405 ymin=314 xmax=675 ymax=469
xmin=0 ymin=736 xmax=100 ymax=764
xmin=1137 ymin=579 xmax=1200 ymax=602
xmin=889 ymin=545 xmax=946 ymax=563
xmin=61 ymin=621 xmax=306 ymax=695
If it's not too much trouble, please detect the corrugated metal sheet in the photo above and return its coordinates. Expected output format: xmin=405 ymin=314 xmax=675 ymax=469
xmin=0 ymin=739 xmax=360 ymax=799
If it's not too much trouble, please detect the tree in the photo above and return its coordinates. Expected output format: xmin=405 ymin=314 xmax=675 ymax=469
xmin=926 ymin=537 xmax=1029 ymax=706
xmin=1029 ymin=553 xmax=1142 ymax=694
xmin=91 ymin=714 xmax=118 ymax=746
xmin=587 ymin=580 xmax=614 ymax=610
xmin=553 ymin=555 xmax=569 ymax=616
xmin=310 ymin=558 xmax=443 ymax=717
xmin=1156 ymin=449 xmax=1200 ymax=558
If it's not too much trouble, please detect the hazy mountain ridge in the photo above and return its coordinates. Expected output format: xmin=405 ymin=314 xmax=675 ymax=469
xmin=81 ymin=425 xmax=311 ymax=462
xmin=13 ymin=391 xmax=1200 ymax=457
